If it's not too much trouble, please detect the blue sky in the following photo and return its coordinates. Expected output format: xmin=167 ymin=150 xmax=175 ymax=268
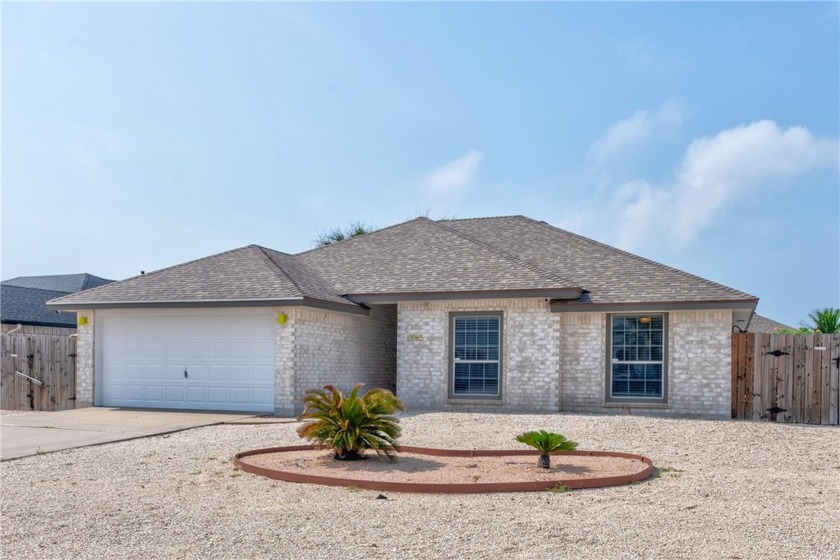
xmin=2 ymin=2 xmax=838 ymax=327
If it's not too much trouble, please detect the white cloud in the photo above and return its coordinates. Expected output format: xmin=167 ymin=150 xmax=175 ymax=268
xmin=420 ymin=149 xmax=484 ymax=199
xmin=588 ymin=99 xmax=689 ymax=164
xmin=566 ymin=120 xmax=839 ymax=250
xmin=561 ymin=118 xmax=840 ymax=250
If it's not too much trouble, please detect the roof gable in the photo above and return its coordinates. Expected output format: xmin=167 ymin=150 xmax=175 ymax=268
xmin=48 ymin=245 xmax=361 ymax=311
xmin=296 ymin=217 xmax=580 ymax=298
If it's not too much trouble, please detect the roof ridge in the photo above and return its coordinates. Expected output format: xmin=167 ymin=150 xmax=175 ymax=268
xmin=48 ymin=245 xmax=263 ymax=304
xmin=527 ymin=217 xmax=757 ymax=300
xmin=295 ymin=218 xmax=426 ymax=256
xmin=429 ymin=218 xmax=581 ymax=289
xmin=439 ymin=214 xmax=526 ymax=223
xmin=252 ymin=246 xmax=307 ymax=298
xmin=1 ymin=284 xmax=71 ymax=296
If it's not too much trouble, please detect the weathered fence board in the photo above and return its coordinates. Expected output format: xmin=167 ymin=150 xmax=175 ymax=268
xmin=1 ymin=330 xmax=77 ymax=411
xmin=732 ymin=332 xmax=840 ymax=425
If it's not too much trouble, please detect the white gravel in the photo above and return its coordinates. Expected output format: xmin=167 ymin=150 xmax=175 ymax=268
xmin=1 ymin=412 xmax=838 ymax=559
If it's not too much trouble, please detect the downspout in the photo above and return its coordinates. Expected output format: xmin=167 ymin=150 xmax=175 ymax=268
xmin=4 ymin=324 xmax=23 ymax=336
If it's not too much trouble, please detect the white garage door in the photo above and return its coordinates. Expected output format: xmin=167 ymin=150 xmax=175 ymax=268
xmin=98 ymin=311 xmax=275 ymax=412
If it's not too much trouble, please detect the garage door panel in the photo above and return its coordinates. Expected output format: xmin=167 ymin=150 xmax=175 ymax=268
xmin=230 ymin=365 xmax=252 ymax=383
xmin=208 ymin=387 xmax=228 ymax=403
xmin=145 ymin=385 xmax=164 ymax=400
xmin=126 ymin=343 xmax=144 ymax=360
xmin=229 ymin=387 xmax=252 ymax=404
xmin=167 ymin=343 xmax=187 ymax=360
xmin=230 ymin=343 xmax=252 ymax=360
xmin=146 ymin=343 xmax=166 ymax=360
xmin=147 ymin=364 xmax=165 ymax=380
xmin=186 ymin=364 xmax=207 ymax=381
xmin=253 ymin=365 xmax=274 ymax=383
xmin=188 ymin=343 xmax=208 ymax=360
xmin=104 ymin=383 xmax=125 ymax=401
xmin=125 ymin=385 xmax=146 ymax=400
xmin=253 ymin=388 xmax=273 ymax=405
xmin=208 ymin=365 xmax=229 ymax=382
xmin=166 ymin=386 xmax=185 ymax=401
xmin=208 ymin=343 xmax=228 ymax=360
xmin=253 ymin=342 xmax=273 ymax=361
xmin=166 ymin=365 xmax=185 ymax=381
xmin=101 ymin=313 xmax=275 ymax=412
xmin=106 ymin=364 xmax=126 ymax=380
xmin=126 ymin=365 xmax=145 ymax=381
xmin=186 ymin=386 xmax=207 ymax=403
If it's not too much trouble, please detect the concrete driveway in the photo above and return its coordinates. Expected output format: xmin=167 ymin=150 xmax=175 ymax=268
xmin=0 ymin=408 xmax=277 ymax=460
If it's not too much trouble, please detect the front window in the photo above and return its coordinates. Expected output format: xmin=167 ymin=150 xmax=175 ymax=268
xmin=610 ymin=314 xmax=666 ymax=399
xmin=451 ymin=314 xmax=501 ymax=397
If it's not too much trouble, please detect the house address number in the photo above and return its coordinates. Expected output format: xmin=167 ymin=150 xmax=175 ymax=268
xmin=407 ymin=333 xmax=424 ymax=342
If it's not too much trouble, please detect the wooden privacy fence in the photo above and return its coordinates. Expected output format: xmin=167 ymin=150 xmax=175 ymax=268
xmin=1 ymin=328 xmax=78 ymax=411
xmin=732 ymin=332 xmax=839 ymax=425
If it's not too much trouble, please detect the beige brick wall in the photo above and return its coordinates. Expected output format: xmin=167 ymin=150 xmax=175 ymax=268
xmin=74 ymin=310 xmax=95 ymax=407
xmin=669 ymin=310 xmax=732 ymax=417
xmin=558 ymin=310 xmax=732 ymax=418
xmin=559 ymin=312 xmax=606 ymax=411
xmin=75 ymin=302 xmax=731 ymax=418
xmin=396 ymin=298 xmax=560 ymax=412
xmin=275 ymin=304 xmax=397 ymax=415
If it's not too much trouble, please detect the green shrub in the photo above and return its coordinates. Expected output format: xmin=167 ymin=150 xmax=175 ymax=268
xmin=297 ymin=383 xmax=404 ymax=461
xmin=516 ymin=430 xmax=578 ymax=469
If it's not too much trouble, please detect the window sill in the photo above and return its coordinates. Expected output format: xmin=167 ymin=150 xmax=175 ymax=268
xmin=603 ymin=402 xmax=669 ymax=409
xmin=446 ymin=398 xmax=504 ymax=406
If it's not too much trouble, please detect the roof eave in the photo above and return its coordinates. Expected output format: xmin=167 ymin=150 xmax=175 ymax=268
xmin=549 ymin=298 xmax=759 ymax=313
xmin=346 ymin=288 xmax=583 ymax=305
xmin=46 ymin=296 xmax=369 ymax=316
xmin=1 ymin=319 xmax=78 ymax=329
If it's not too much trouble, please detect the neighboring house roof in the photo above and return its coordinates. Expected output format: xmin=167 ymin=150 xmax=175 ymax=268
xmin=2 ymin=273 xmax=112 ymax=293
xmin=2 ymin=274 xmax=115 ymax=328
xmin=47 ymin=216 xmax=758 ymax=313
xmin=746 ymin=314 xmax=793 ymax=333
xmin=1 ymin=285 xmax=79 ymax=327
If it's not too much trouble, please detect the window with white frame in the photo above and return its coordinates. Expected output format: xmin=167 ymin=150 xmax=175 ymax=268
xmin=451 ymin=314 xmax=501 ymax=397
xmin=609 ymin=314 xmax=666 ymax=399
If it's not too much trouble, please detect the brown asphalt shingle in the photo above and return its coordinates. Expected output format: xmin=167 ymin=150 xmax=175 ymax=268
xmin=49 ymin=215 xmax=757 ymax=309
xmin=49 ymin=245 xmax=358 ymax=308
xmin=296 ymin=217 xmax=575 ymax=296
xmin=441 ymin=216 xmax=756 ymax=304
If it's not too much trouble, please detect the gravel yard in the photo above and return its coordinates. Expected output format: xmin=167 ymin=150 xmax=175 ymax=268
xmin=1 ymin=412 xmax=838 ymax=560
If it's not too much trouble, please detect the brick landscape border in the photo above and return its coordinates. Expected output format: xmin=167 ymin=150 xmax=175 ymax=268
xmin=234 ymin=445 xmax=654 ymax=493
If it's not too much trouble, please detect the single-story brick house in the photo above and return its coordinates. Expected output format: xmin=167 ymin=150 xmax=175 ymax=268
xmin=48 ymin=216 xmax=757 ymax=418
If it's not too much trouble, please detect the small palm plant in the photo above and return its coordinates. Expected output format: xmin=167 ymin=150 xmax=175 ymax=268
xmin=516 ymin=430 xmax=578 ymax=469
xmin=297 ymin=383 xmax=404 ymax=461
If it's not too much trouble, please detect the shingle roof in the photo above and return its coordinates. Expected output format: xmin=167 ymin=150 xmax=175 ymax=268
xmin=296 ymin=217 xmax=578 ymax=296
xmin=47 ymin=245 xmax=362 ymax=310
xmin=441 ymin=216 xmax=756 ymax=305
xmin=747 ymin=314 xmax=793 ymax=333
xmin=2 ymin=273 xmax=112 ymax=293
xmin=1 ymin=285 xmax=79 ymax=327
xmin=47 ymin=215 xmax=757 ymax=311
